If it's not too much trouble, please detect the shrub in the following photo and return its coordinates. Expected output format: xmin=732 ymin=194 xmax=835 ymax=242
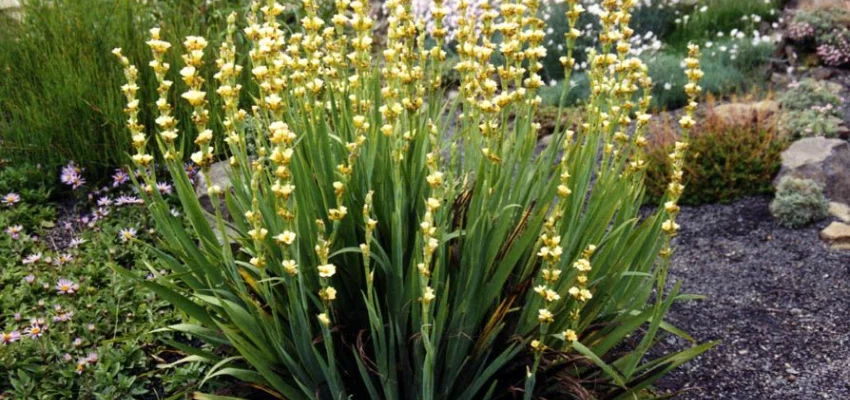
xmin=778 ymin=78 xmax=845 ymax=138
xmin=770 ymin=177 xmax=829 ymax=228
xmin=0 ymin=0 xmax=251 ymax=179
xmin=645 ymin=99 xmax=788 ymax=205
xmin=115 ymin=2 xmax=714 ymax=399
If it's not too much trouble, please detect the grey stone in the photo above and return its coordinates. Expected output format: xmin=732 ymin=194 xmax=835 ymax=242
xmin=775 ymin=138 xmax=850 ymax=205
xmin=194 ymin=160 xmax=237 ymax=244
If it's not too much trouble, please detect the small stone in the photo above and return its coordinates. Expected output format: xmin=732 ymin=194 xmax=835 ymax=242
xmin=828 ymin=202 xmax=850 ymax=223
xmin=786 ymin=367 xmax=800 ymax=375
xmin=738 ymin=349 xmax=749 ymax=355
xmin=788 ymin=375 xmax=797 ymax=383
xmin=821 ymin=222 xmax=850 ymax=244
xmin=811 ymin=67 xmax=837 ymax=80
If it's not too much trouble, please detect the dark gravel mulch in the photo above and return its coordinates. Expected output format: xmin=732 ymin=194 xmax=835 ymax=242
xmin=656 ymin=196 xmax=850 ymax=399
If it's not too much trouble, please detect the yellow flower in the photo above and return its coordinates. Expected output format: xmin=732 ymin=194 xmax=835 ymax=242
xmin=282 ymin=260 xmax=298 ymax=276
xmin=181 ymin=90 xmax=206 ymax=107
xmin=569 ymin=287 xmax=593 ymax=302
xmin=564 ymin=329 xmax=578 ymax=343
xmin=321 ymin=286 xmax=337 ymax=301
xmin=328 ymin=206 xmax=348 ymax=221
xmin=661 ymin=219 xmax=680 ymax=234
xmin=318 ymin=263 xmax=336 ymax=278
xmin=538 ymin=309 xmax=554 ymax=324
xmin=426 ymin=171 xmax=444 ymax=188
xmin=275 ymin=230 xmax=296 ymax=245
xmin=248 ymin=228 xmax=268 ymax=240
xmin=421 ymin=286 xmax=436 ymax=305
xmin=573 ymin=258 xmax=591 ymax=272
xmin=317 ymin=312 xmax=330 ymax=326
xmin=678 ymin=115 xmax=695 ymax=129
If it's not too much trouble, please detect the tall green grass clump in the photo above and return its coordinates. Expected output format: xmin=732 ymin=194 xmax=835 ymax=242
xmin=0 ymin=0 xmax=249 ymax=178
xmin=116 ymin=0 xmax=714 ymax=398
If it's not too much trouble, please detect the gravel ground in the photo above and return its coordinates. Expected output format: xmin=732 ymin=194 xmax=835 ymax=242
xmin=655 ymin=196 xmax=850 ymax=399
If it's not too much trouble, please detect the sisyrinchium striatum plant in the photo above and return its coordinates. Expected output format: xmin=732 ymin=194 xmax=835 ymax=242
xmin=113 ymin=0 xmax=714 ymax=398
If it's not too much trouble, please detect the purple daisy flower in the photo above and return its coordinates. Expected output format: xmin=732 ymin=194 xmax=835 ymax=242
xmin=1 ymin=331 xmax=21 ymax=344
xmin=118 ymin=227 xmax=137 ymax=242
xmin=5 ymin=225 xmax=23 ymax=239
xmin=56 ymin=278 xmax=78 ymax=294
xmin=24 ymin=323 xmax=44 ymax=339
xmin=112 ymin=169 xmax=130 ymax=187
xmin=2 ymin=192 xmax=20 ymax=206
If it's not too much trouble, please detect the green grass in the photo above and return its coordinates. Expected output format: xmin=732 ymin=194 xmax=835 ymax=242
xmin=0 ymin=0 xmax=251 ymax=180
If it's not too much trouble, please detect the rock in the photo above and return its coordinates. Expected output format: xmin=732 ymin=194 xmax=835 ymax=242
xmin=194 ymin=160 xmax=236 ymax=244
xmin=775 ymin=138 xmax=850 ymax=205
xmin=770 ymin=73 xmax=792 ymax=87
xmin=811 ymin=67 xmax=838 ymax=80
xmin=820 ymin=222 xmax=850 ymax=247
xmin=195 ymin=160 xmax=233 ymax=206
xmin=798 ymin=0 xmax=850 ymax=11
xmin=829 ymin=202 xmax=850 ymax=223
xmin=713 ymin=100 xmax=779 ymax=126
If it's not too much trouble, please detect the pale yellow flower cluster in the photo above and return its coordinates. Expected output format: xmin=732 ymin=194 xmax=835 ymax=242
xmin=216 ymin=13 xmax=247 ymax=156
xmin=534 ymin=216 xmax=562 ymax=329
xmin=661 ymin=44 xmax=702 ymax=247
xmin=567 ymin=244 xmax=596 ymax=316
xmin=181 ymin=36 xmax=213 ymax=169
xmin=112 ymin=48 xmax=151 ymax=168
xmin=147 ymin=28 xmax=179 ymax=156
xmin=314 ymin=220 xmax=337 ymax=326
xmin=583 ymin=0 xmax=655 ymax=171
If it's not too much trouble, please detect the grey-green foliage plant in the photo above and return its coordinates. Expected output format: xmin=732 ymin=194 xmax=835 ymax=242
xmin=778 ymin=78 xmax=845 ymax=138
xmin=118 ymin=2 xmax=714 ymax=399
xmin=770 ymin=176 xmax=829 ymax=228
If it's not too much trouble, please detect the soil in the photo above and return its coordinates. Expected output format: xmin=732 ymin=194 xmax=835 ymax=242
xmin=655 ymin=196 xmax=850 ymax=399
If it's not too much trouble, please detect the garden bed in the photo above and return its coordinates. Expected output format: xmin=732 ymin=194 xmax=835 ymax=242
xmin=657 ymin=196 xmax=850 ymax=398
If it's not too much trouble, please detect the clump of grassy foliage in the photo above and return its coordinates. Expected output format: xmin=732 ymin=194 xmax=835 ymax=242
xmin=0 ymin=0 xmax=251 ymax=179
xmin=645 ymin=97 xmax=787 ymax=205
xmin=116 ymin=1 xmax=715 ymax=399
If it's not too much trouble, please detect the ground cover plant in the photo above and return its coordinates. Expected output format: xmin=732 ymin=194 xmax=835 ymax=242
xmin=644 ymin=98 xmax=787 ymax=205
xmin=0 ymin=162 xmax=219 ymax=398
xmin=778 ymin=77 xmax=845 ymax=138
xmin=113 ymin=0 xmax=714 ymax=398
xmin=786 ymin=6 xmax=850 ymax=67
